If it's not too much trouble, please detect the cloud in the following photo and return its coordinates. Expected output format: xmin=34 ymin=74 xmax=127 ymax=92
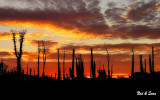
xmin=103 ymin=1 xmax=160 ymax=39
xmin=0 ymin=0 xmax=109 ymax=35
xmin=0 ymin=32 xmax=12 ymax=40
xmin=28 ymin=40 xmax=58 ymax=46
xmin=0 ymin=0 xmax=160 ymax=40
xmin=110 ymin=25 xmax=160 ymax=39
xmin=0 ymin=51 xmax=11 ymax=56
xmin=59 ymin=42 xmax=160 ymax=54
xmin=124 ymin=0 xmax=160 ymax=21
xmin=105 ymin=6 xmax=127 ymax=24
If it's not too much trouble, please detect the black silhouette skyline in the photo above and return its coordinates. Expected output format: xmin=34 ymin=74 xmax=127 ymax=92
xmin=0 ymin=30 xmax=160 ymax=81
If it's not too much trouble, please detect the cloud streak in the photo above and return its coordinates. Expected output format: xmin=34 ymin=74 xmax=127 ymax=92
xmin=0 ymin=0 xmax=160 ymax=39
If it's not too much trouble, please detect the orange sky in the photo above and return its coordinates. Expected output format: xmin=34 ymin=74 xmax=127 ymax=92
xmin=0 ymin=0 xmax=160 ymax=78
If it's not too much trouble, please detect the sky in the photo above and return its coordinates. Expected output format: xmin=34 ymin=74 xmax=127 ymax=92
xmin=0 ymin=0 xmax=160 ymax=78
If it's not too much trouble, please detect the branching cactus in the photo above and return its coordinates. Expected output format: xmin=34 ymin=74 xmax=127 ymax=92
xmin=12 ymin=30 xmax=26 ymax=75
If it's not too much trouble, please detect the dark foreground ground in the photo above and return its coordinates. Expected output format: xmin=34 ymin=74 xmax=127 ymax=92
xmin=0 ymin=79 xmax=160 ymax=99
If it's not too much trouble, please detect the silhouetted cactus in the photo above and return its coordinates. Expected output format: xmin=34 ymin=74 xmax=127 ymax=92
xmin=93 ymin=60 xmax=96 ymax=78
xmin=26 ymin=64 xmax=28 ymax=75
xmin=149 ymin=55 xmax=152 ymax=74
xmin=12 ymin=30 xmax=26 ymax=74
xmin=0 ymin=59 xmax=8 ymax=75
xmin=42 ymin=41 xmax=46 ymax=77
xmin=111 ymin=64 xmax=113 ymax=78
xmin=51 ymin=74 xmax=52 ymax=78
xmin=37 ymin=41 xmax=40 ymax=77
xmin=131 ymin=47 xmax=134 ymax=76
xmin=22 ymin=69 xmax=24 ymax=75
xmin=76 ymin=55 xmax=84 ymax=79
xmin=58 ymin=49 xmax=61 ymax=80
xmin=63 ymin=49 xmax=65 ymax=80
xmin=104 ymin=44 xmax=110 ymax=79
xmin=69 ymin=49 xmax=75 ymax=79
xmin=91 ymin=48 xmax=96 ymax=78
xmin=139 ymin=55 xmax=143 ymax=73
xmin=34 ymin=68 xmax=35 ymax=76
xmin=152 ymin=46 xmax=154 ymax=72
xmin=30 ymin=68 xmax=32 ymax=76
xmin=98 ymin=69 xmax=106 ymax=79
xmin=144 ymin=59 xmax=146 ymax=73
xmin=55 ymin=73 xmax=56 ymax=80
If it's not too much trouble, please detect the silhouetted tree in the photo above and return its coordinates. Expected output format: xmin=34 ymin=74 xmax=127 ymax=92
xmin=12 ymin=30 xmax=26 ymax=74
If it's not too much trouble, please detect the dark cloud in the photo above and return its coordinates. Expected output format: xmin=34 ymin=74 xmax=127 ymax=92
xmin=0 ymin=0 xmax=109 ymax=35
xmin=29 ymin=40 xmax=58 ymax=46
xmin=0 ymin=51 xmax=11 ymax=56
xmin=104 ymin=1 xmax=160 ymax=39
xmin=0 ymin=32 xmax=11 ymax=38
xmin=0 ymin=0 xmax=160 ymax=39
xmin=105 ymin=7 xmax=127 ymax=24
xmin=111 ymin=25 xmax=160 ymax=39
xmin=59 ymin=43 xmax=160 ymax=53
xmin=125 ymin=0 xmax=159 ymax=21
xmin=107 ymin=2 xmax=117 ymax=8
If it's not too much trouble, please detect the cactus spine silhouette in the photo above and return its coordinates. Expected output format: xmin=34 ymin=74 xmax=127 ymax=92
xmin=69 ymin=49 xmax=75 ymax=79
xmin=42 ymin=41 xmax=46 ymax=77
xmin=76 ymin=54 xmax=84 ymax=78
xmin=37 ymin=41 xmax=40 ymax=77
xmin=91 ymin=48 xmax=96 ymax=78
xmin=63 ymin=49 xmax=65 ymax=80
xmin=149 ymin=55 xmax=152 ymax=74
xmin=111 ymin=64 xmax=113 ymax=78
xmin=104 ymin=44 xmax=110 ymax=79
xmin=30 ymin=68 xmax=32 ymax=76
xmin=34 ymin=68 xmax=35 ymax=76
xmin=152 ymin=46 xmax=154 ymax=72
xmin=58 ymin=49 xmax=61 ymax=80
xmin=0 ymin=59 xmax=8 ymax=75
xmin=55 ymin=73 xmax=56 ymax=80
xmin=139 ymin=55 xmax=143 ymax=73
xmin=131 ymin=47 xmax=134 ymax=76
xmin=26 ymin=64 xmax=28 ymax=75
xmin=0 ymin=59 xmax=4 ymax=75
xmin=12 ymin=30 xmax=26 ymax=74
xmin=144 ymin=59 xmax=146 ymax=73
